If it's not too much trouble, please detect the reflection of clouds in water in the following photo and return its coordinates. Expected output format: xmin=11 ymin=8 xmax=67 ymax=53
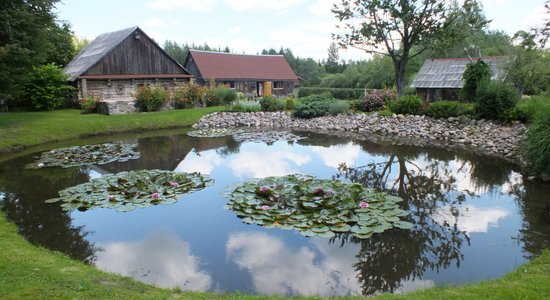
xmin=311 ymin=143 xmax=361 ymax=169
xmin=95 ymin=231 xmax=211 ymax=291
xmin=227 ymin=232 xmax=362 ymax=296
xmin=432 ymin=205 xmax=510 ymax=234
xmin=174 ymin=150 xmax=222 ymax=174
xmin=229 ymin=149 xmax=310 ymax=178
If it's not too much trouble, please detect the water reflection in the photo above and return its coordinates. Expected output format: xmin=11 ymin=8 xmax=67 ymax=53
xmin=175 ymin=150 xmax=223 ymax=175
xmin=433 ymin=205 xmax=510 ymax=234
xmin=96 ymin=231 xmax=212 ymax=291
xmin=311 ymin=142 xmax=361 ymax=169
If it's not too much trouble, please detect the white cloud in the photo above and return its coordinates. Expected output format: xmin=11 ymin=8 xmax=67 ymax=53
xmin=147 ymin=0 xmax=215 ymax=12
xmin=223 ymin=0 xmax=306 ymax=12
xmin=95 ymin=231 xmax=212 ymax=291
xmin=229 ymin=26 xmax=241 ymax=34
xmin=175 ymin=150 xmax=223 ymax=175
xmin=229 ymin=148 xmax=311 ymax=178
xmin=226 ymin=232 xmax=362 ymax=296
xmin=309 ymin=0 xmax=337 ymax=16
xmin=432 ymin=205 xmax=510 ymax=234
xmin=311 ymin=143 xmax=361 ymax=169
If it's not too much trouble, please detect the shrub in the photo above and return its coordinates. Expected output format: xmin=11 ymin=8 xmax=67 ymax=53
xmin=462 ymin=60 xmax=492 ymax=101
xmin=284 ymin=97 xmax=297 ymax=110
xmin=425 ymin=101 xmax=474 ymax=119
xmin=202 ymin=86 xmax=218 ymax=107
xmin=474 ymin=81 xmax=520 ymax=120
xmin=293 ymin=93 xmax=333 ymax=119
xmin=259 ymin=96 xmax=285 ymax=111
xmin=228 ymin=101 xmax=261 ymax=112
xmin=377 ymin=109 xmax=393 ymax=117
xmin=172 ymin=83 xmax=201 ymax=109
xmin=214 ymin=87 xmax=237 ymax=105
xmin=504 ymin=95 xmax=550 ymax=123
xmin=328 ymin=100 xmax=350 ymax=115
xmin=524 ymin=112 xmax=550 ymax=175
xmin=388 ymin=95 xmax=424 ymax=115
xmin=298 ymin=87 xmax=364 ymax=99
xmin=357 ymin=90 xmax=398 ymax=112
xmin=135 ymin=84 xmax=169 ymax=112
xmin=80 ymin=96 xmax=100 ymax=114
xmin=25 ymin=64 xmax=74 ymax=111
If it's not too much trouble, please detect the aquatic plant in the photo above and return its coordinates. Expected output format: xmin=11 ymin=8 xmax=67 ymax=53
xmin=26 ymin=143 xmax=140 ymax=169
xmin=45 ymin=170 xmax=213 ymax=212
xmin=223 ymin=174 xmax=412 ymax=239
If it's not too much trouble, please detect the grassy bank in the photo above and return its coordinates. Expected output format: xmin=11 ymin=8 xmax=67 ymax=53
xmin=1 ymin=214 xmax=549 ymax=299
xmin=0 ymin=107 xmax=222 ymax=153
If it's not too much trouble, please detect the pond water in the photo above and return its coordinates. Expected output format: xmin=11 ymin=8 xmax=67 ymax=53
xmin=1 ymin=129 xmax=549 ymax=297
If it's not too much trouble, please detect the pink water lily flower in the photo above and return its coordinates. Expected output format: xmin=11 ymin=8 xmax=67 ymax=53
xmin=359 ymin=201 xmax=369 ymax=208
xmin=170 ymin=181 xmax=179 ymax=188
xmin=260 ymin=186 xmax=269 ymax=193
xmin=261 ymin=205 xmax=270 ymax=211
xmin=151 ymin=192 xmax=160 ymax=199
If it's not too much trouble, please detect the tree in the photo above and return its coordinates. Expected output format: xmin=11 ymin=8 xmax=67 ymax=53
xmin=72 ymin=34 xmax=91 ymax=53
xmin=333 ymin=0 xmax=451 ymax=95
xmin=0 ymin=0 xmax=74 ymax=106
xmin=325 ymin=42 xmax=342 ymax=73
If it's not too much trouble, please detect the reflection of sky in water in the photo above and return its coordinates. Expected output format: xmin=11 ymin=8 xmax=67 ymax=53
xmin=55 ymin=135 xmax=538 ymax=296
xmin=96 ymin=230 xmax=212 ymax=291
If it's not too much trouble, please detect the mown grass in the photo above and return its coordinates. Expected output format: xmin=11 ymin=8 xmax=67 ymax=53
xmin=1 ymin=214 xmax=550 ymax=299
xmin=0 ymin=107 xmax=223 ymax=152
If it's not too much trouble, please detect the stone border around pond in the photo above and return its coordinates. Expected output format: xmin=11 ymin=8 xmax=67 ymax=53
xmin=193 ymin=111 xmax=528 ymax=168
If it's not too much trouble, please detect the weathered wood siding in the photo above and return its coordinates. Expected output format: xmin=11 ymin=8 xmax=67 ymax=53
xmin=78 ymin=78 xmax=189 ymax=101
xmin=185 ymin=59 xmax=205 ymax=85
xmin=85 ymin=30 xmax=183 ymax=76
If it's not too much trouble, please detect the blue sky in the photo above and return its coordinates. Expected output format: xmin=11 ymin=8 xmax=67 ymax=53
xmin=55 ymin=0 xmax=547 ymax=61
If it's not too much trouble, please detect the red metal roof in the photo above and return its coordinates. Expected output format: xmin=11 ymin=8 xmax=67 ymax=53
xmin=188 ymin=50 xmax=299 ymax=81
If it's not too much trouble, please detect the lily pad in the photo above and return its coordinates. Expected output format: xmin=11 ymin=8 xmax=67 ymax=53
xmin=187 ymin=128 xmax=243 ymax=138
xmin=46 ymin=169 xmax=213 ymax=212
xmin=26 ymin=143 xmax=140 ymax=169
xmin=232 ymin=131 xmax=305 ymax=144
xmin=223 ymin=174 xmax=412 ymax=239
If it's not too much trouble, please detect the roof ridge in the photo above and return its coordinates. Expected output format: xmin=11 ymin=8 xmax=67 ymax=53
xmin=189 ymin=49 xmax=284 ymax=57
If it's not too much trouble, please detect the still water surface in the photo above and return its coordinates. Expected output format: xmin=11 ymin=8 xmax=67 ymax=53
xmin=1 ymin=130 xmax=549 ymax=296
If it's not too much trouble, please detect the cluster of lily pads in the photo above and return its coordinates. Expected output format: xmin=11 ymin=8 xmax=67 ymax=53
xmin=45 ymin=169 xmax=213 ymax=212
xmin=223 ymin=174 xmax=413 ymax=239
xmin=187 ymin=128 xmax=243 ymax=138
xmin=26 ymin=143 xmax=140 ymax=169
xmin=188 ymin=128 xmax=305 ymax=144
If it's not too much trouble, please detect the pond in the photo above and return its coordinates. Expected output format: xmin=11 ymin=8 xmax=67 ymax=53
xmin=1 ymin=129 xmax=549 ymax=297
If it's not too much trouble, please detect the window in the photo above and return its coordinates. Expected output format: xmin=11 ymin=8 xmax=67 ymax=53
xmin=273 ymin=81 xmax=284 ymax=89
xmin=222 ymin=81 xmax=235 ymax=89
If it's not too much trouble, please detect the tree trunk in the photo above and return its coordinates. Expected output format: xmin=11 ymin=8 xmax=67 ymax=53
xmin=394 ymin=58 xmax=408 ymax=96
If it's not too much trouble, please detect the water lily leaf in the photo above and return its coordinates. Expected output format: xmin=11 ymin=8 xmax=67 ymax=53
xmin=223 ymin=174 xmax=411 ymax=239
xmin=45 ymin=170 xmax=213 ymax=212
xmin=393 ymin=221 xmax=414 ymax=230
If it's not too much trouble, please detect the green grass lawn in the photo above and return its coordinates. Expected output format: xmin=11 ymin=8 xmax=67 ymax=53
xmin=0 ymin=107 xmax=222 ymax=152
xmin=1 ymin=214 xmax=549 ymax=299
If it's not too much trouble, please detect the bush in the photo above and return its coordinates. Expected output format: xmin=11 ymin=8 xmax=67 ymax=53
xmin=298 ymin=87 xmax=364 ymax=99
xmin=135 ymin=84 xmax=169 ymax=112
xmin=284 ymin=97 xmax=297 ymax=110
xmin=504 ymin=95 xmax=550 ymax=123
xmin=524 ymin=112 xmax=550 ymax=175
xmin=425 ymin=101 xmax=474 ymax=119
xmin=357 ymin=90 xmax=398 ymax=112
xmin=328 ymin=100 xmax=350 ymax=115
xmin=228 ymin=101 xmax=261 ymax=112
xmin=388 ymin=95 xmax=424 ymax=115
xmin=462 ymin=60 xmax=492 ymax=101
xmin=259 ymin=96 xmax=285 ymax=111
xmin=474 ymin=81 xmax=520 ymax=120
xmin=172 ymin=83 xmax=201 ymax=109
xmin=80 ymin=96 xmax=100 ymax=114
xmin=214 ymin=87 xmax=237 ymax=105
xmin=293 ymin=93 xmax=333 ymax=119
xmin=25 ymin=64 xmax=74 ymax=111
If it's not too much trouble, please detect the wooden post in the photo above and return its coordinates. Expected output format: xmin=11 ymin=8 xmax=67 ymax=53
xmin=81 ymin=78 xmax=88 ymax=99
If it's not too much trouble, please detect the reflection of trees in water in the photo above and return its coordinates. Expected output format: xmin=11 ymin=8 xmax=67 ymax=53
xmin=0 ymin=158 xmax=98 ymax=263
xmin=333 ymin=142 xmax=472 ymax=295
xmin=508 ymin=180 xmax=550 ymax=259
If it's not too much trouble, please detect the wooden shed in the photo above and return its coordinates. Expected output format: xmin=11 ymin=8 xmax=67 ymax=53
xmin=412 ymin=56 xmax=511 ymax=102
xmin=184 ymin=50 xmax=300 ymax=98
xmin=64 ymin=26 xmax=193 ymax=113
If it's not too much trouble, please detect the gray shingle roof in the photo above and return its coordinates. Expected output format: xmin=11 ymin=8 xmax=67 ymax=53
xmin=64 ymin=26 xmax=138 ymax=81
xmin=412 ymin=56 xmax=512 ymax=89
